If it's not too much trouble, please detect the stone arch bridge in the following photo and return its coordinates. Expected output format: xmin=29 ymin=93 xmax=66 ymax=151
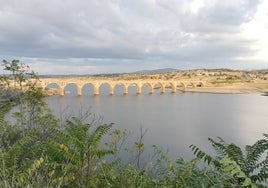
xmin=39 ymin=78 xmax=205 ymax=96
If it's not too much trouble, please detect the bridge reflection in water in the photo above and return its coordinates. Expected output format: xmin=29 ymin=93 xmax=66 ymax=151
xmin=40 ymin=78 xmax=205 ymax=96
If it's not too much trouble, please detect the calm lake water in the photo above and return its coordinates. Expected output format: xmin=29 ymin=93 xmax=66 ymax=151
xmin=45 ymin=84 xmax=268 ymax=160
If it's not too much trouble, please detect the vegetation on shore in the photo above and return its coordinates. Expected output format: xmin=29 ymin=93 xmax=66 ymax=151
xmin=1 ymin=60 xmax=268 ymax=187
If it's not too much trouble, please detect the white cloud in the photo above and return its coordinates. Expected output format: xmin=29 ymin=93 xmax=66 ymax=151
xmin=240 ymin=0 xmax=268 ymax=61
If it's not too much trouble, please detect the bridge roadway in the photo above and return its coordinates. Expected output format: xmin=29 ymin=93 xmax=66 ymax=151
xmin=39 ymin=77 xmax=206 ymax=96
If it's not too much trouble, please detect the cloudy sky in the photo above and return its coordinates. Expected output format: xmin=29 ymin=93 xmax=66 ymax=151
xmin=1 ymin=0 xmax=268 ymax=75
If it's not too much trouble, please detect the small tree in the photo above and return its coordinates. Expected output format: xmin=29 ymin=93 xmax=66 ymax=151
xmin=2 ymin=59 xmax=38 ymax=90
xmin=2 ymin=60 xmax=50 ymax=129
xmin=45 ymin=117 xmax=114 ymax=187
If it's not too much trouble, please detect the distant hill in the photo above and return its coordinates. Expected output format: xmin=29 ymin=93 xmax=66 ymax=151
xmin=134 ymin=68 xmax=179 ymax=74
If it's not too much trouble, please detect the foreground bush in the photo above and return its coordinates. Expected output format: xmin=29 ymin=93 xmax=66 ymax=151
xmin=190 ymin=135 xmax=268 ymax=187
xmin=1 ymin=101 xmax=267 ymax=187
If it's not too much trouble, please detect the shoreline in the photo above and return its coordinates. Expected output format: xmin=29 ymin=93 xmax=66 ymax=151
xmin=184 ymin=90 xmax=263 ymax=95
xmin=185 ymin=84 xmax=267 ymax=95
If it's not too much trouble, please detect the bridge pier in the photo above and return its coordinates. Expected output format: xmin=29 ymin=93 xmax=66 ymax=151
xmin=109 ymin=84 xmax=114 ymax=95
xmin=171 ymin=86 xmax=176 ymax=93
xmin=59 ymin=88 xmax=64 ymax=96
xmin=94 ymin=90 xmax=99 ymax=96
xmin=77 ymin=87 xmax=82 ymax=96
xmin=123 ymin=84 xmax=128 ymax=95
xmin=136 ymin=85 xmax=142 ymax=95
xmin=148 ymin=84 xmax=154 ymax=94
xmin=93 ymin=83 xmax=100 ymax=96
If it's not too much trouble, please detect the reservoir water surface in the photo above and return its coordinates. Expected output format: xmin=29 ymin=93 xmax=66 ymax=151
xmin=46 ymin=85 xmax=268 ymax=160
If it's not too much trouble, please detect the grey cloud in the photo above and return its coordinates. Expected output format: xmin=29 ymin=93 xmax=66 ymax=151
xmin=0 ymin=0 xmax=266 ymax=74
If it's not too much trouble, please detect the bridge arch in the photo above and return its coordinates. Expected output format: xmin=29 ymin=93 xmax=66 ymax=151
xmin=81 ymin=83 xmax=95 ymax=96
xmin=153 ymin=82 xmax=165 ymax=94
xmin=142 ymin=83 xmax=154 ymax=94
xmin=114 ymin=83 xmax=128 ymax=95
xmin=44 ymin=82 xmax=60 ymax=89
xmin=64 ymin=83 xmax=79 ymax=96
xmin=196 ymin=82 xmax=205 ymax=87
xmin=128 ymin=83 xmax=141 ymax=95
xmin=176 ymin=82 xmax=186 ymax=92
xmin=166 ymin=82 xmax=177 ymax=93
xmin=188 ymin=82 xmax=196 ymax=88
xmin=99 ymin=82 xmax=114 ymax=95
xmin=44 ymin=82 xmax=61 ymax=96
